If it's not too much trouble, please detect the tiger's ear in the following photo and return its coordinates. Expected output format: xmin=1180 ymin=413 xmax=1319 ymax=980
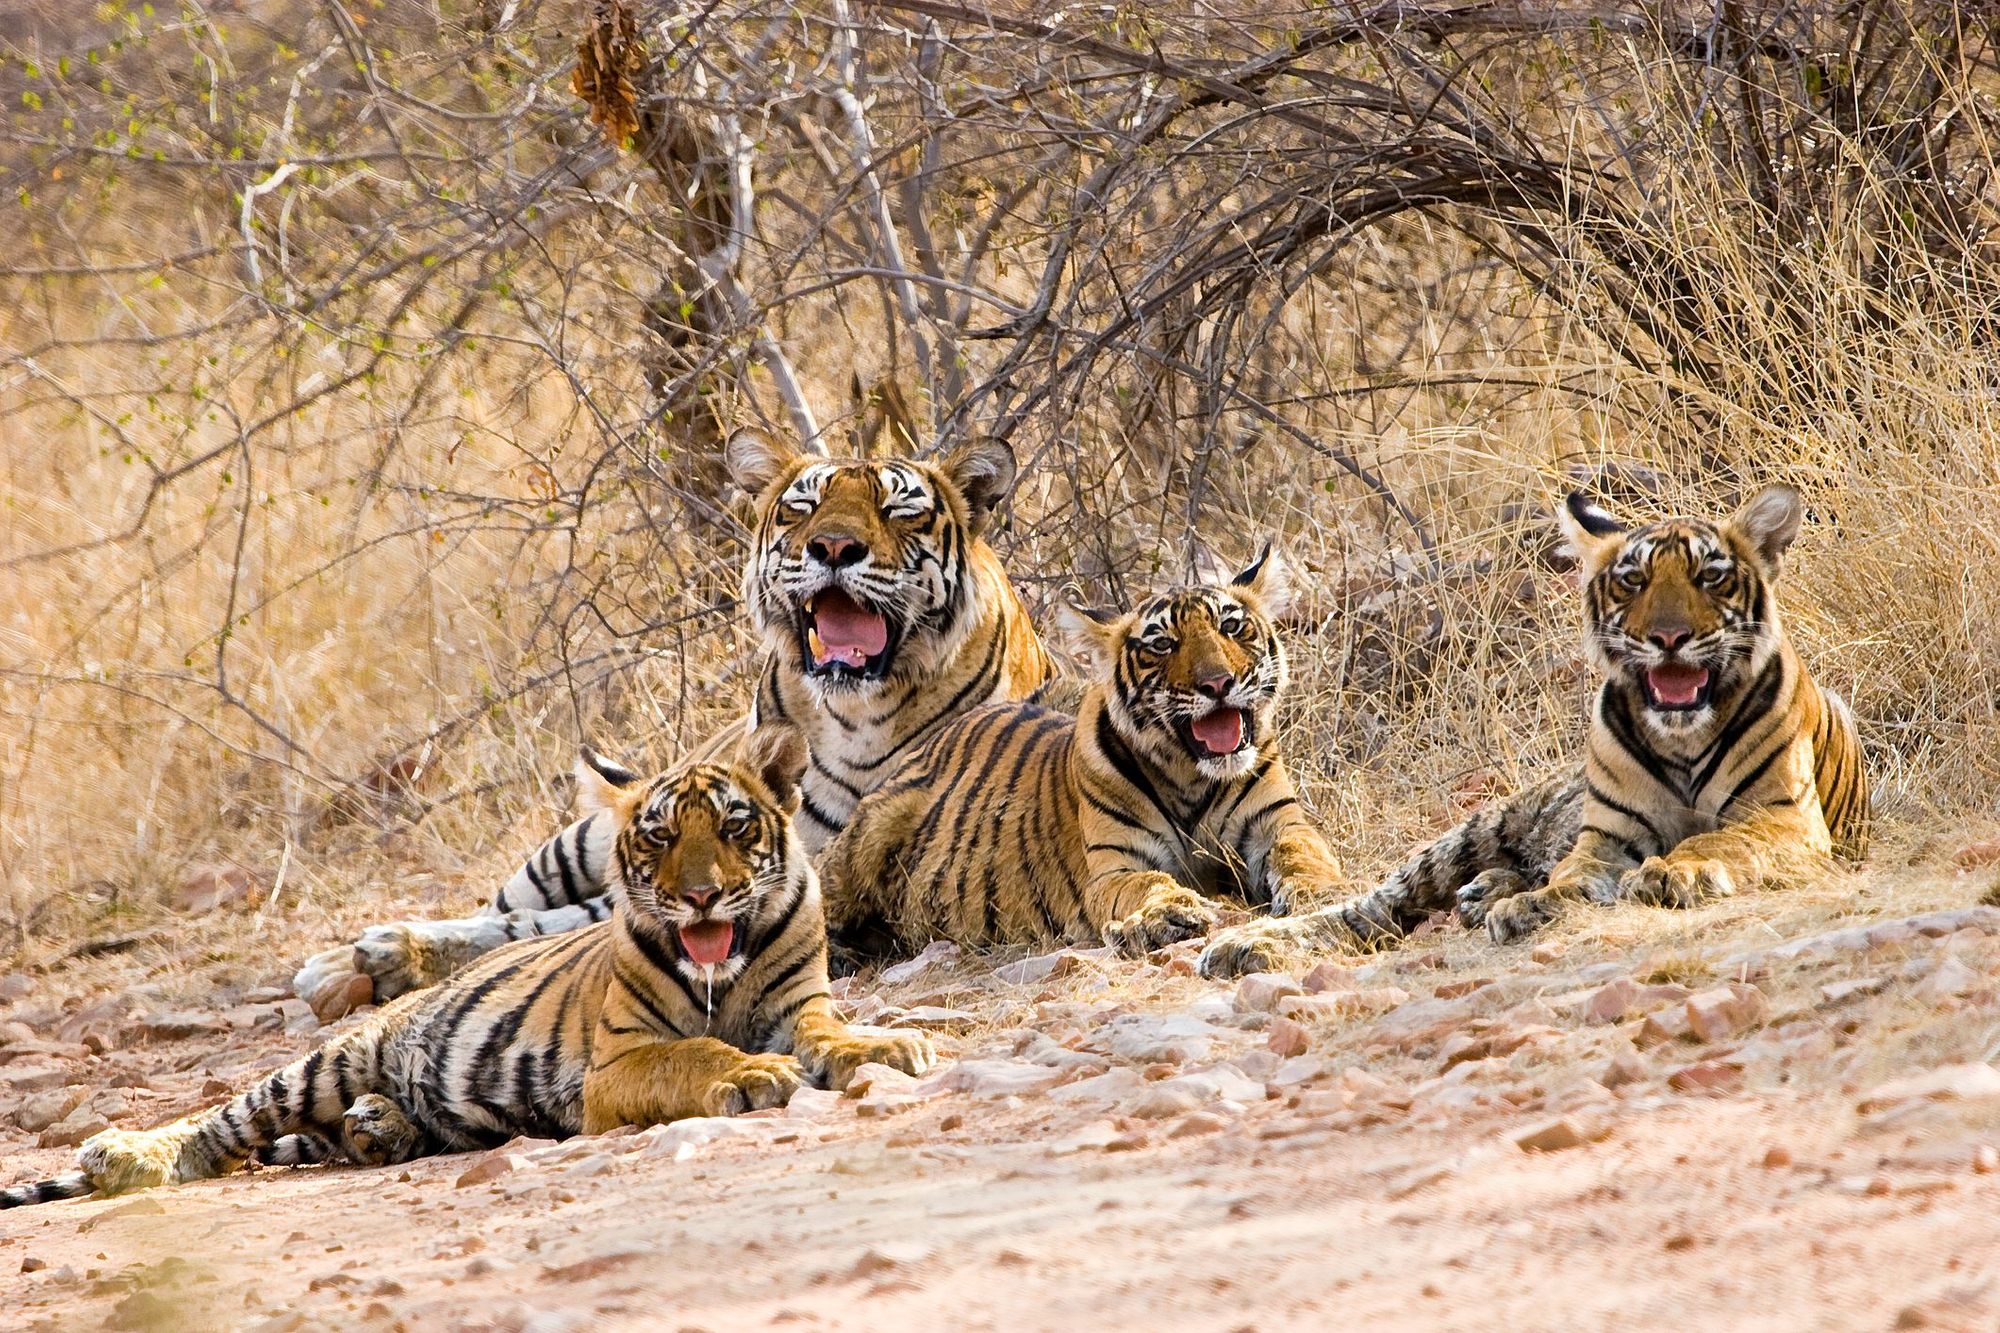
xmin=724 ymin=428 xmax=801 ymax=498
xmin=575 ymin=745 xmax=644 ymax=818
xmin=1558 ymin=491 xmax=1625 ymax=571
xmin=742 ymin=723 xmax=808 ymax=814
xmin=1054 ymin=597 xmax=1125 ymax=676
xmin=1230 ymin=543 xmax=1293 ymax=618
xmin=939 ymin=435 xmax=1017 ymax=535
xmin=1728 ymin=484 xmax=1804 ymax=571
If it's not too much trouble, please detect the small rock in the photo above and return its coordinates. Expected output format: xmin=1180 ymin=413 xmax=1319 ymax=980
xmin=1435 ymin=978 xmax=1491 ymax=1000
xmin=1514 ymin=1113 xmax=1610 ymax=1152
xmin=129 ymin=1010 xmax=228 ymax=1043
xmin=850 ymin=1242 xmax=931 ymax=1277
xmin=1663 ymin=1231 xmax=1698 ymax=1252
xmin=1762 ymin=1146 xmax=1793 ymax=1168
xmin=1050 ymin=1120 xmax=1121 ymax=1154
xmin=1922 ymin=957 xmax=1980 ymax=1001
xmin=1857 ymin=1064 xmax=2000 ymax=1113
xmin=277 ymin=999 xmax=318 ymax=1035
xmin=923 ymin=1059 xmax=1062 ymax=1099
xmin=1601 ymin=1047 xmax=1649 ymax=1090
xmin=1638 ymin=1007 xmax=1693 ymax=1046
xmin=38 ymin=1107 xmax=112 ymax=1148
xmin=1278 ymin=988 xmax=1411 ymax=1021
xmin=1668 ymin=1061 xmax=1743 ymax=1095
xmin=878 ymin=941 xmax=960 ymax=985
xmin=1683 ymin=984 xmax=1768 ymax=1044
xmin=455 ymin=1153 xmax=533 ymax=1187
xmin=12 ymin=1086 xmax=85 ymax=1134
xmin=888 ymin=1006 xmax=979 ymax=1032
xmin=0 ymin=1020 xmax=36 ymax=1045
xmin=1530 ymin=942 xmax=1564 ymax=964
xmin=1972 ymin=1145 xmax=1999 ymax=1175
xmin=311 ymin=974 xmax=375 ymax=1025
xmin=1387 ymin=1161 xmax=1456 ymax=1198
xmin=20 ymin=1256 xmax=46 ymax=1273
xmin=0 ymin=1065 xmax=73 ymax=1096
xmin=1953 ymin=838 xmax=2000 ymax=868
xmin=1234 ymin=973 xmax=1303 ymax=1014
xmin=995 ymin=950 xmax=1092 ymax=986
xmin=1048 ymin=1067 xmax=1147 ymax=1106
xmin=1265 ymin=1017 xmax=1310 ymax=1058
xmin=1301 ymin=962 xmax=1357 ymax=994
xmin=1171 ymin=1112 xmax=1228 ymax=1137
xmin=1096 ymin=1013 xmax=1220 ymax=1064
xmin=201 ymin=1077 xmax=234 ymax=1098
xmin=0 ymin=975 xmax=29 ymax=1001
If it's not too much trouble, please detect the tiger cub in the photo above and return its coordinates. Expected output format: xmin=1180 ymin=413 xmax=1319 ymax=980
xmin=292 ymin=404 xmax=1056 ymax=1008
xmin=1199 ymin=484 xmax=1868 ymax=977
xmin=3 ymin=727 xmax=931 ymax=1208
xmin=817 ymin=548 xmax=1347 ymax=960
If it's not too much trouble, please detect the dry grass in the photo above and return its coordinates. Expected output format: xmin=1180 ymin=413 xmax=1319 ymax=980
xmin=2 ymin=1 xmax=1998 ymax=978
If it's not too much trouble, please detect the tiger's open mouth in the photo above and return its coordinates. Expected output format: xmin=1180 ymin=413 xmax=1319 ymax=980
xmin=1178 ymin=706 xmax=1252 ymax=760
xmin=674 ymin=918 xmax=747 ymax=968
xmin=1642 ymin=663 xmax=1713 ymax=712
xmin=797 ymin=588 xmax=898 ymax=681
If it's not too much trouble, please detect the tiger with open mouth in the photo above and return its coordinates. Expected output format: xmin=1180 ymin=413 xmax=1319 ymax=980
xmin=1198 ymin=484 xmax=1869 ymax=977
xmin=292 ymin=407 xmax=1056 ymax=1008
xmin=817 ymin=548 xmax=1348 ymax=960
xmin=3 ymin=727 xmax=930 ymax=1209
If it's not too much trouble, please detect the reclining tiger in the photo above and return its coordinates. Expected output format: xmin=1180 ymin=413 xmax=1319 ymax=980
xmin=294 ymin=404 xmax=1055 ymax=1010
xmin=816 ymin=547 xmax=1348 ymax=960
xmin=1199 ymin=484 xmax=1870 ymax=978
xmin=3 ymin=727 xmax=932 ymax=1208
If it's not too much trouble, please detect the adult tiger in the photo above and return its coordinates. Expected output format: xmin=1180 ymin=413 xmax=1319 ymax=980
xmin=293 ymin=421 xmax=1056 ymax=1008
xmin=817 ymin=548 xmax=1348 ymax=960
xmin=1197 ymin=484 xmax=1869 ymax=978
xmin=4 ymin=728 xmax=932 ymax=1208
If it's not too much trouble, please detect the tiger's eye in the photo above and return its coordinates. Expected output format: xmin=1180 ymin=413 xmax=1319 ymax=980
xmin=1616 ymin=569 xmax=1646 ymax=589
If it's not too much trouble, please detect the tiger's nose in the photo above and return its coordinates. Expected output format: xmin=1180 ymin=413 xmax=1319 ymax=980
xmin=1649 ymin=625 xmax=1692 ymax=651
xmin=1196 ymin=672 xmax=1236 ymax=701
xmin=807 ymin=533 xmax=866 ymax=568
xmin=682 ymin=885 xmax=720 ymax=909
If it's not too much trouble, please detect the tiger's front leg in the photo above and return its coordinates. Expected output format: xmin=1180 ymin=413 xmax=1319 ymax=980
xmin=1091 ymin=870 xmax=1222 ymax=957
xmin=1483 ymin=828 xmax=1635 ymax=943
xmin=1264 ymin=819 xmax=1348 ymax=916
xmin=785 ymin=995 xmax=936 ymax=1091
xmin=1617 ymin=805 xmax=1832 ymax=910
xmin=581 ymin=1035 xmax=803 ymax=1134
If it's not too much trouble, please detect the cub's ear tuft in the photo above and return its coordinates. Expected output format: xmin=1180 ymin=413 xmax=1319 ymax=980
xmin=939 ymin=435 xmax=1017 ymax=533
xmin=743 ymin=723 xmax=809 ymax=814
xmin=1230 ymin=543 xmax=1293 ymax=618
xmin=1054 ymin=595 xmax=1125 ymax=676
xmin=575 ymin=745 xmax=643 ymax=816
xmin=1729 ymin=483 xmax=1804 ymax=570
xmin=1557 ymin=491 xmax=1625 ymax=568
xmin=724 ymin=428 xmax=802 ymax=498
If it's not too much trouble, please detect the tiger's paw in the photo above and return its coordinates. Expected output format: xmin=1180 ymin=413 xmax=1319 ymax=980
xmin=78 ymin=1129 xmax=181 ymax=1197
xmin=801 ymin=1029 xmax=937 ymax=1091
xmin=1455 ymin=869 xmax=1529 ymax=930
xmin=1104 ymin=884 xmax=1221 ymax=958
xmin=1618 ymin=856 xmax=1738 ymax=910
xmin=700 ymin=1054 xmax=805 ymax=1117
xmin=1269 ymin=876 xmax=1344 ymax=917
xmin=1484 ymin=887 xmax=1566 ymax=943
xmin=1196 ymin=919 xmax=1301 ymax=979
xmin=342 ymin=1094 xmax=423 ymax=1167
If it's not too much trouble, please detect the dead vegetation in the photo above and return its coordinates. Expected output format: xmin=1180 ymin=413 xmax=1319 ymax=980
xmin=1 ymin=1 xmax=1998 ymax=969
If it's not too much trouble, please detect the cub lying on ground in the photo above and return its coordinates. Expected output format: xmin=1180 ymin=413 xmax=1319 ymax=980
xmin=1200 ymin=484 xmax=1869 ymax=977
xmin=818 ymin=547 xmax=1348 ymax=961
xmin=3 ymin=727 xmax=931 ymax=1207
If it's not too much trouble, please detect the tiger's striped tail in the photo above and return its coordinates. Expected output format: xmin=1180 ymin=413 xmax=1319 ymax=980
xmin=0 ymin=1171 xmax=92 ymax=1208
xmin=1330 ymin=772 xmax=1586 ymax=943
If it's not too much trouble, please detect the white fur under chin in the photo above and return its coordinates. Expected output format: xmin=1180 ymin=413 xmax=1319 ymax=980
xmin=1196 ymin=745 xmax=1260 ymax=781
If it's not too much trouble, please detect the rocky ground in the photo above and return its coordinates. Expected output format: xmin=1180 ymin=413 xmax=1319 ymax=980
xmin=6 ymin=849 xmax=2000 ymax=1332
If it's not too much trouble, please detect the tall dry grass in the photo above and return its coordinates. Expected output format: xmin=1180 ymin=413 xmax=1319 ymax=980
xmin=1 ymin=1 xmax=1996 ymax=968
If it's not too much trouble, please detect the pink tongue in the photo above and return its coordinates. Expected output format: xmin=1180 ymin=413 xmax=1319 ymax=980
xmin=678 ymin=921 xmax=735 ymax=967
xmin=811 ymin=591 xmax=889 ymax=667
xmin=1190 ymin=708 xmax=1245 ymax=755
xmin=1646 ymin=664 xmax=1710 ymax=706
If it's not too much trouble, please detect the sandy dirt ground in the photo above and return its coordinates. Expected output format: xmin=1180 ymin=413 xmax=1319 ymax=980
xmin=7 ymin=852 xmax=2000 ymax=1332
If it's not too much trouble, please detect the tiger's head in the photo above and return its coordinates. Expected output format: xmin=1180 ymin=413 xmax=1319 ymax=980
xmin=725 ymin=429 xmax=1016 ymax=694
xmin=1060 ymin=547 xmax=1293 ymax=780
xmin=1559 ymin=484 xmax=1803 ymax=735
xmin=576 ymin=725 xmax=812 ymax=985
